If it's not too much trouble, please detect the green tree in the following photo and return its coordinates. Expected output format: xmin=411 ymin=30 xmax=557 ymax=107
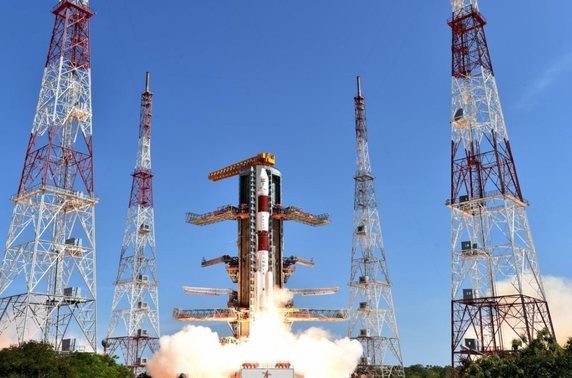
xmin=404 ymin=364 xmax=453 ymax=378
xmin=67 ymin=351 xmax=133 ymax=378
xmin=561 ymin=338 xmax=572 ymax=377
xmin=0 ymin=341 xmax=134 ymax=378
xmin=460 ymin=331 xmax=572 ymax=378
xmin=0 ymin=341 xmax=74 ymax=378
xmin=516 ymin=329 xmax=563 ymax=378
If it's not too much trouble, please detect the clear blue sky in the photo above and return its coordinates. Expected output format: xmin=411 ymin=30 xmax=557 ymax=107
xmin=0 ymin=0 xmax=571 ymax=366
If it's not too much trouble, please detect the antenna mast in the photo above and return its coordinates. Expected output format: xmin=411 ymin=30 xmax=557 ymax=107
xmin=447 ymin=0 xmax=554 ymax=370
xmin=104 ymin=73 xmax=160 ymax=375
xmin=0 ymin=0 xmax=97 ymax=352
xmin=348 ymin=76 xmax=405 ymax=377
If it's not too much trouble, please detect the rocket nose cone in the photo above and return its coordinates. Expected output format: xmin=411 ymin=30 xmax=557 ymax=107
xmin=257 ymin=168 xmax=269 ymax=196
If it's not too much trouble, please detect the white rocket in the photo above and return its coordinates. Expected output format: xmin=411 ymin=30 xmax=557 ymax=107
xmin=255 ymin=168 xmax=274 ymax=312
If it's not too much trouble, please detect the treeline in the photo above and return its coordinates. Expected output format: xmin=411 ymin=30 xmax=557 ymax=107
xmin=0 ymin=341 xmax=132 ymax=378
xmin=404 ymin=364 xmax=453 ymax=377
xmin=459 ymin=330 xmax=572 ymax=378
xmin=406 ymin=330 xmax=572 ymax=378
xmin=2 ymin=334 xmax=572 ymax=378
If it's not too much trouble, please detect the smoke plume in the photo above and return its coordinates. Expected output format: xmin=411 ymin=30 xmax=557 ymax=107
xmin=147 ymin=293 xmax=362 ymax=378
xmin=0 ymin=336 xmax=14 ymax=350
xmin=0 ymin=327 xmax=17 ymax=350
xmin=496 ymin=275 xmax=572 ymax=346
xmin=542 ymin=276 xmax=572 ymax=345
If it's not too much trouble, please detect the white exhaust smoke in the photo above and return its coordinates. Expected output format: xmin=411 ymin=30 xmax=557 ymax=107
xmin=147 ymin=289 xmax=362 ymax=378
xmin=542 ymin=276 xmax=572 ymax=345
xmin=496 ymin=275 xmax=572 ymax=346
xmin=0 ymin=327 xmax=18 ymax=350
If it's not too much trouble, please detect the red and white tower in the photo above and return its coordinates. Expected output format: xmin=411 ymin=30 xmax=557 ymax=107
xmin=348 ymin=77 xmax=404 ymax=377
xmin=447 ymin=0 xmax=554 ymax=369
xmin=103 ymin=73 xmax=160 ymax=374
xmin=0 ymin=0 xmax=97 ymax=352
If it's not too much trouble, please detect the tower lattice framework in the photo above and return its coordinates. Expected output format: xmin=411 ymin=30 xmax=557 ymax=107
xmin=0 ymin=0 xmax=97 ymax=352
xmin=447 ymin=0 xmax=554 ymax=369
xmin=348 ymin=77 xmax=404 ymax=378
xmin=104 ymin=73 xmax=160 ymax=374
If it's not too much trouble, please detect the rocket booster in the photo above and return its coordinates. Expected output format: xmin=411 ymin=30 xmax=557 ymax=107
xmin=255 ymin=168 xmax=273 ymax=312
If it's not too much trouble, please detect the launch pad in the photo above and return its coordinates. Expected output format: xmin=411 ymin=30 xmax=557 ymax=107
xmin=234 ymin=362 xmax=296 ymax=378
xmin=174 ymin=153 xmax=347 ymax=340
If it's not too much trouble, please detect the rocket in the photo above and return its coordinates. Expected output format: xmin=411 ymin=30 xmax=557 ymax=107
xmin=255 ymin=168 xmax=274 ymax=312
xmin=182 ymin=155 xmax=340 ymax=340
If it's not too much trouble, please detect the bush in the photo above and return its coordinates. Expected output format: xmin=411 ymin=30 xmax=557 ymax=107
xmin=460 ymin=331 xmax=572 ymax=378
xmin=0 ymin=341 xmax=134 ymax=378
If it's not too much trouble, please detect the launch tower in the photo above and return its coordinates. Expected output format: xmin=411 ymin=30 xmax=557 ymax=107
xmin=447 ymin=0 xmax=554 ymax=369
xmin=174 ymin=153 xmax=346 ymax=340
xmin=348 ymin=77 xmax=405 ymax=377
xmin=103 ymin=73 xmax=160 ymax=374
xmin=0 ymin=0 xmax=97 ymax=352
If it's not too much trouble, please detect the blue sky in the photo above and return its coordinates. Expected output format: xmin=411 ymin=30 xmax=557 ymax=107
xmin=0 ymin=0 xmax=571 ymax=366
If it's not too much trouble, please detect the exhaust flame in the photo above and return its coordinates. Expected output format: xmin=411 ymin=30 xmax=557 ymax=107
xmin=148 ymin=289 xmax=362 ymax=378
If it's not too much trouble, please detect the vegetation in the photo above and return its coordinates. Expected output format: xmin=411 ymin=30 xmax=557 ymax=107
xmin=403 ymin=331 xmax=572 ymax=378
xmin=0 ymin=341 xmax=133 ymax=378
xmin=67 ymin=351 xmax=133 ymax=378
xmin=404 ymin=364 xmax=453 ymax=378
xmin=3 ymin=334 xmax=572 ymax=378
xmin=459 ymin=330 xmax=572 ymax=378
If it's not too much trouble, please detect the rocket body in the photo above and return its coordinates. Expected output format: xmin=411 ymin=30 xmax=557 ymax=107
xmin=255 ymin=168 xmax=273 ymax=312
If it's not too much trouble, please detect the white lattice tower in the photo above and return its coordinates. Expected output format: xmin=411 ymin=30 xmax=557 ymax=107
xmin=103 ymin=73 xmax=160 ymax=374
xmin=0 ymin=0 xmax=97 ymax=352
xmin=447 ymin=0 xmax=554 ymax=369
xmin=348 ymin=77 xmax=404 ymax=378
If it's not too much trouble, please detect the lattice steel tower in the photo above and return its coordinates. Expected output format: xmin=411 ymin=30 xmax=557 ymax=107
xmin=447 ymin=0 xmax=554 ymax=370
xmin=103 ymin=73 xmax=160 ymax=374
xmin=348 ymin=77 xmax=404 ymax=378
xmin=0 ymin=0 xmax=97 ymax=352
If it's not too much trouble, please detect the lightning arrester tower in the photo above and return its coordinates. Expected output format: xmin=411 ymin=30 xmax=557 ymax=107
xmin=104 ymin=72 xmax=160 ymax=374
xmin=0 ymin=0 xmax=97 ymax=352
xmin=447 ymin=0 xmax=554 ymax=370
xmin=348 ymin=77 xmax=405 ymax=378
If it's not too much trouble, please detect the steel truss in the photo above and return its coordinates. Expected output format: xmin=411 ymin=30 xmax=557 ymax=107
xmin=447 ymin=0 xmax=554 ymax=371
xmin=173 ymin=308 xmax=347 ymax=322
xmin=0 ymin=0 xmax=97 ymax=352
xmin=104 ymin=74 xmax=160 ymax=375
xmin=452 ymin=294 xmax=553 ymax=365
xmin=187 ymin=204 xmax=328 ymax=226
xmin=348 ymin=77 xmax=404 ymax=378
